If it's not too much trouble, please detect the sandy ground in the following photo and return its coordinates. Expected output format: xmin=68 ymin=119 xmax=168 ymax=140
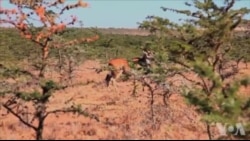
xmin=0 ymin=60 xmax=249 ymax=140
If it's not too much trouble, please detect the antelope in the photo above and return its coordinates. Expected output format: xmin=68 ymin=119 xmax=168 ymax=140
xmin=105 ymin=58 xmax=132 ymax=91
xmin=105 ymin=49 xmax=154 ymax=91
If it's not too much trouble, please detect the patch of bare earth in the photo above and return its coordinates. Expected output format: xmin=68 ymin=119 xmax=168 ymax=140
xmin=0 ymin=60 xmax=249 ymax=140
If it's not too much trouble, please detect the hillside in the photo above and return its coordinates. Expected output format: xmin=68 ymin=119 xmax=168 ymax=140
xmin=1 ymin=59 xmax=249 ymax=140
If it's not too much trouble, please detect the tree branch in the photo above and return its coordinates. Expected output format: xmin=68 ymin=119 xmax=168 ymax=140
xmin=2 ymin=104 xmax=37 ymax=130
xmin=44 ymin=107 xmax=99 ymax=122
xmin=224 ymin=0 xmax=235 ymax=13
xmin=174 ymin=71 xmax=202 ymax=87
xmin=45 ymin=108 xmax=77 ymax=118
xmin=169 ymin=58 xmax=193 ymax=71
xmin=0 ymin=19 xmax=45 ymax=47
xmin=200 ymin=77 xmax=210 ymax=95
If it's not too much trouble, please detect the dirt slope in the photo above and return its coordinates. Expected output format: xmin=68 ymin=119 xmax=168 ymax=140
xmin=0 ymin=60 xmax=249 ymax=140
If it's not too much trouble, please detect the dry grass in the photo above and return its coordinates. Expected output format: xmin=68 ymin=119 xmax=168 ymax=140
xmin=0 ymin=60 xmax=249 ymax=140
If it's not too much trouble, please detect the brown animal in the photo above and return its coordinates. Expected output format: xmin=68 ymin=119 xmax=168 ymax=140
xmin=105 ymin=58 xmax=132 ymax=91
xmin=105 ymin=50 xmax=154 ymax=91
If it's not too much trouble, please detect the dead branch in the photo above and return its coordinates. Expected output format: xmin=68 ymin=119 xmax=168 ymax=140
xmin=224 ymin=0 xmax=235 ymax=13
xmin=2 ymin=103 xmax=36 ymax=130
xmin=59 ymin=0 xmax=88 ymax=15
xmin=139 ymin=77 xmax=157 ymax=122
xmin=169 ymin=58 xmax=193 ymax=71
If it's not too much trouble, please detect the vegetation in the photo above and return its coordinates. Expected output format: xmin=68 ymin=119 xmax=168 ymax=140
xmin=138 ymin=0 xmax=250 ymax=139
xmin=0 ymin=0 xmax=99 ymax=140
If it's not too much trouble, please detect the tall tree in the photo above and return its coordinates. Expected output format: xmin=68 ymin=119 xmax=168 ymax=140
xmin=0 ymin=0 xmax=99 ymax=140
xmin=139 ymin=0 xmax=250 ymax=139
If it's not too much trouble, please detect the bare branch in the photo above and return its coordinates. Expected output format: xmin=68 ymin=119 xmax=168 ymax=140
xmin=45 ymin=108 xmax=78 ymax=118
xmin=138 ymin=77 xmax=157 ymax=122
xmin=2 ymin=104 xmax=37 ymax=130
xmin=224 ymin=0 xmax=235 ymax=13
xmin=169 ymin=58 xmax=192 ymax=71
xmin=59 ymin=0 xmax=88 ymax=15
xmin=221 ymin=65 xmax=239 ymax=80
xmin=174 ymin=72 xmax=202 ymax=87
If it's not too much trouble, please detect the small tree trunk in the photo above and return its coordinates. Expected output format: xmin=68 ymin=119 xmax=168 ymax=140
xmin=36 ymin=122 xmax=43 ymax=140
xmin=35 ymin=113 xmax=45 ymax=140
xmin=39 ymin=62 xmax=47 ymax=78
xmin=206 ymin=122 xmax=212 ymax=140
xmin=36 ymin=103 xmax=46 ymax=140
xmin=39 ymin=46 xmax=49 ymax=78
